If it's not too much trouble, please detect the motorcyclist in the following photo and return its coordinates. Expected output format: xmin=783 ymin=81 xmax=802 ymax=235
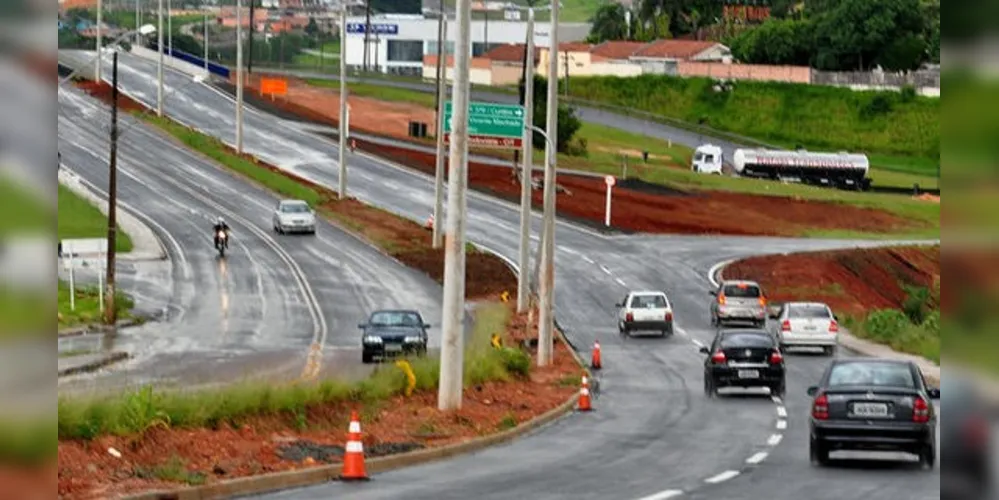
xmin=213 ymin=217 xmax=230 ymax=249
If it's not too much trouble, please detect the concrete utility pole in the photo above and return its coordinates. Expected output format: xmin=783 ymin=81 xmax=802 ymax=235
xmin=431 ymin=8 xmax=447 ymax=249
xmin=204 ymin=9 xmax=209 ymax=74
xmin=136 ymin=0 xmax=141 ymax=44
xmin=157 ymin=0 xmax=164 ymax=116
xmin=167 ymin=0 xmax=172 ymax=57
xmin=517 ymin=7 xmax=535 ymax=314
xmin=96 ymin=0 xmax=103 ymax=81
xmin=363 ymin=1 xmax=371 ymax=72
xmin=236 ymin=0 xmax=245 ymax=153
xmin=104 ymin=51 xmax=120 ymax=326
xmin=248 ymin=0 xmax=255 ymax=73
xmin=537 ymin=0 xmax=559 ymax=367
xmin=338 ymin=6 xmax=348 ymax=199
xmin=437 ymin=0 xmax=473 ymax=412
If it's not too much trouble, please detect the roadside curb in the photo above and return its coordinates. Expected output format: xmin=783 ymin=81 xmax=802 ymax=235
xmin=58 ymin=318 xmax=146 ymax=337
xmin=58 ymin=351 xmax=130 ymax=377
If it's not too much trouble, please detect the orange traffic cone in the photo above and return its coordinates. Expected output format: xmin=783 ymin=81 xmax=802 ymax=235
xmin=425 ymin=214 xmax=434 ymax=230
xmin=339 ymin=411 xmax=370 ymax=481
xmin=591 ymin=341 xmax=602 ymax=370
xmin=578 ymin=376 xmax=593 ymax=411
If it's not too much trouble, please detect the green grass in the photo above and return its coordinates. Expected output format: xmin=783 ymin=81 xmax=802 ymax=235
xmin=58 ymin=184 xmax=133 ymax=253
xmin=844 ymin=309 xmax=939 ymax=364
xmin=0 ymin=418 xmax=57 ymax=466
xmin=57 ymin=301 xmax=527 ymax=440
xmin=305 ymin=79 xmax=439 ymax=108
xmin=0 ymin=176 xmax=49 ymax=236
xmin=567 ymin=75 xmax=939 ymax=169
xmin=58 ymin=280 xmax=134 ymax=329
xmin=0 ymin=286 xmax=51 ymax=338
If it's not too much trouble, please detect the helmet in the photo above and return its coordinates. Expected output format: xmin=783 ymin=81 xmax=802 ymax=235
xmin=217 ymin=216 xmax=225 ymax=225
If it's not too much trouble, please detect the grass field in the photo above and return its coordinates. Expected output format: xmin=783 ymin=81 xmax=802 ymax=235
xmin=58 ymin=280 xmax=134 ymax=329
xmin=0 ymin=176 xmax=49 ymax=236
xmin=58 ymin=184 xmax=133 ymax=253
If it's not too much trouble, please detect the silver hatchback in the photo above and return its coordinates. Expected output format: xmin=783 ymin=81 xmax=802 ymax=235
xmin=710 ymin=280 xmax=768 ymax=328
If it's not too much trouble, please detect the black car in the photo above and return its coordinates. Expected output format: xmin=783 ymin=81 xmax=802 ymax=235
xmin=941 ymin=374 xmax=991 ymax=499
xmin=359 ymin=310 xmax=430 ymax=364
xmin=807 ymin=358 xmax=940 ymax=468
xmin=701 ymin=328 xmax=786 ymax=398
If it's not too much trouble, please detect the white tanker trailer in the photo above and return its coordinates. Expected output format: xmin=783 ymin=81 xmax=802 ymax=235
xmin=731 ymin=148 xmax=872 ymax=190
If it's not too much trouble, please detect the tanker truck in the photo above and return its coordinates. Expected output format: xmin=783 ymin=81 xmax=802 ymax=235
xmin=731 ymin=148 xmax=872 ymax=190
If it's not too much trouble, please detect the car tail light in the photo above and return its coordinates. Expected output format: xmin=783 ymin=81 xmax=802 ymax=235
xmin=626 ymin=312 xmax=634 ymax=322
xmin=781 ymin=320 xmax=791 ymax=332
xmin=665 ymin=311 xmax=673 ymax=321
xmin=913 ymin=396 xmax=930 ymax=423
xmin=829 ymin=320 xmax=839 ymax=333
xmin=769 ymin=350 xmax=783 ymax=364
xmin=812 ymin=393 xmax=829 ymax=420
xmin=759 ymin=296 xmax=767 ymax=307
xmin=711 ymin=351 xmax=726 ymax=364
xmin=718 ymin=294 xmax=726 ymax=305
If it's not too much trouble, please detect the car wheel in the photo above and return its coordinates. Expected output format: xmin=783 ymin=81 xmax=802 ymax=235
xmin=618 ymin=322 xmax=625 ymax=334
xmin=704 ymin=377 xmax=716 ymax=398
xmin=824 ymin=345 xmax=836 ymax=356
xmin=919 ymin=444 xmax=935 ymax=469
xmin=362 ymin=352 xmax=373 ymax=364
xmin=772 ymin=381 xmax=786 ymax=399
xmin=810 ymin=437 xmax=830 ymax=466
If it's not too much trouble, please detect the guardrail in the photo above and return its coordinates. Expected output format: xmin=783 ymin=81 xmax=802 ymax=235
xmin=148 ymin=42 xmax=230 ymax=79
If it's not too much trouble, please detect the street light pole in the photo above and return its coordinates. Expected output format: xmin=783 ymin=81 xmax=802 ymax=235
xmin=157 ymin=0 xmax=164 ymax=116
xmin=537 ymin=0 xmax=560 ymax=367
xmin=167 ymin=0 xmax=173 ymax=58
xmin=517 ymin=6 xmax=535 ymax=314
xmin=431 ymin=9 xmax=447 ymax=249
xmin=338 ymin=6 xmax=348 ymax=199
xmin=104 ymin=50 xmax=120 ymax=327
xmin=96 ymin=0 xmax=103 ymax=82
xmin=135 ymin=0 xmax=141 ymax=45
xmin=204 ymin=9 xmax=209 ymax=75
xmin=437 ymin=0 xmax=473 ymax=412
xmin=236 ymin=0 xmax=244 ymax=153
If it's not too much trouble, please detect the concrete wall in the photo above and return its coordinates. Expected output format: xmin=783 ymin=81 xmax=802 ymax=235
xmin=677 ymin=61 xmax=811 ymax=83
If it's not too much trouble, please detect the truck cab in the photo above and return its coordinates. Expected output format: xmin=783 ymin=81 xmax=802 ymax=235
xmin=692 ymin=144 xmax=724 ymax=174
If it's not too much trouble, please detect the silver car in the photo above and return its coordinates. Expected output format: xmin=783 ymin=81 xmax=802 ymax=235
xmin=272 ymin=199 xmax=317 ymax=235
xmin=710 ymin=280 xmax=767 ymax=328
xmin=772 ymin=302 xmax=839 ymax=355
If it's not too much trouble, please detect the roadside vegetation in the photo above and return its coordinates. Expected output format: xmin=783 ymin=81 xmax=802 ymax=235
xmin=58 ymin=184 xmax=133 ymax=253
xmin=0 ymin=176 xmax=50 ymax=337
xmin=58 ymin=280 xmax=134 ymax=329
xmin=844 ymin=283 xmax=940 ymax=363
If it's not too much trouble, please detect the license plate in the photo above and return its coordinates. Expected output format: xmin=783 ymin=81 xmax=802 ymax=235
xmin=737 ymin=370 xmax=759 ymax=379
xmin=851 ymin=402 xmax=889 ymax=418
xmin=384 ymin=344 xmax=403 ymax=352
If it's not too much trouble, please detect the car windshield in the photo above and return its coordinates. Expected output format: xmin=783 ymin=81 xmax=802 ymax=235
xmin=788 ymin=305 xmax=831 ymax=319
xmin=281 ymin=203 xmax=310 ymax=213
xmin=720 ymin=333 xmax=773 ymax=348
xmin=827 ymin=362 xmax=915 ymax=388
xmin=631 ymin=294 xmax=667 ymax=308
xmin=369 ymin=311 xmax=421 ymax=327
xmin=723 ymin=284 xmax=761 ymax=298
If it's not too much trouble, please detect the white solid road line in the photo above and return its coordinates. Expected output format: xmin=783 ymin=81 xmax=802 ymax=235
xmin=634 ymin=489 xmax=684 ymax=500
xmin=776 ymin=419 xmax=787 ymax=430
xmin=746 ymin=451 xmax=769 ymax=464
xmin=705 ymin=470 xmax=740 ymax=484
xmin=767 ymin=434 xmax=783 ymax=446
xmin=707 ymin=258 xmax=738 ymax=288
xmin=777 ymin=406 xmax=787 ymax=418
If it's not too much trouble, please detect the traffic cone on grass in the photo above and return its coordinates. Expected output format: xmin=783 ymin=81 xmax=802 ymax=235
xmin=578 ymin=376 xmax=593 ymax=411
xmin=339 ymin=411 xmax=370 ymax=481
xmin=591 ymin=341 xmax=602 ymax=370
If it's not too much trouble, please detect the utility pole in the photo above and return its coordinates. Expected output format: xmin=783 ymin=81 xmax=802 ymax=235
xmin=563 ymin=50 xmax=570 ymax=96
xmin=236 ymin=0 xmax=245 ymax=153
xmin=248 ymin=0 xmax=255 ymax=74
xmin=437 ymin=0 xmax=472 ymax=412
xmin=431 ymin=7 xmax=447 ymax=249
xmin=157 ymin=0 xmax=164 ymax=116
xmin=135 ymin=0 xmax=141 ymax=44
xmin=167 ymin=0 xmax=172 ymax=58
xmin=96 ymin=0 xmax=103 ymax=81
xmin=338 ymin=6 xmax=348 ymax=199
xmin=104 ymin=51 xmax=120 ymax=327
xmin=204 ymin=9 xmax=209 ymax=75
xmin=363 ymin=0 xmax=371 ymax=72
xmin=537 ymin=0 xmax=559 ymax=367
xmin=517 ymin=7 xmax=535 ymax=314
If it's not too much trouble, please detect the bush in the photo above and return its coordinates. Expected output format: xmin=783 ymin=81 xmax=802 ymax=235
xmin=497 ymin=347 xmax=531 ymax=378
xmin=859 ymin=93 xmax=896 ymax=120
xmin=862 ymin=309 xmax=911 ymax=344
xmin=900 ymin=85 xmax=918 ymax=103
xmin=902 ymin=284 xmax=931 ymax=324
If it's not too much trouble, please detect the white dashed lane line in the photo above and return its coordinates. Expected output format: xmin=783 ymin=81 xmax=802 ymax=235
xmin=767 ymin=434 xmax=784 ymax=446
xmin=776 ymin=420 xmax=787 ymax=430
xmin=745 ymin=451 xmax=769 ymax=465
xmin=615 ymin=277 xmax=628 ymax=287
xmin=599 ymin=264 xmax=612 ymax=275
xmin=704 ymin=470 xmax=740 ymax=484
xmin=776 ymin=406 xmax=787 ymax=418
xmin=582 ymin=256 xmax=595 ymax=265
xmin=634 ymin=490 xmax=684 ymax=500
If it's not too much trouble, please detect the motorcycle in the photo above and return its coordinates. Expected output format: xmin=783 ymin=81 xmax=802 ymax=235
xmin=215 ymin=229 xmax=229 ymax=257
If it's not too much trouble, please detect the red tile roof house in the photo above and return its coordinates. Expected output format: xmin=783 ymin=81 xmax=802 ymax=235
xmin=627 ymin=39 xmax=731 ymax=73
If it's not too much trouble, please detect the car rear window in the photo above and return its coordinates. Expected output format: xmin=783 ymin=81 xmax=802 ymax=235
xmin=282 ymin=203 xmax=310 ymax=213
xmin=720 ymin=332 xmax=774 ymax=349
xmin=723 ymin=284 xmax=761 ymax=298
xmin=369 ymin=312 xmax=421 ymax=327
xmin=630 ymin=294 xmax=667 ymax=308
xmin=788 ymin=305 xmax=831 ymax=319
xmin=827 ymin=362 xmax=915 ymax=388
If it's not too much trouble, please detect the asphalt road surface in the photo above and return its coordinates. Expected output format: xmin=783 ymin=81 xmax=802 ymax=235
xmin=60 ymin=50 xmax=938 ymax=500
xmin=57 ymin=83 xmax=444 ymax=393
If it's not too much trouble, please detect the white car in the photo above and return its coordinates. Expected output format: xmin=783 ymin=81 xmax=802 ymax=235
xmin=772 ymin=301 xmax=839 ymax=355
xmin=272 ymin=199 xmax=317 ymax=235
xmin=616 ymin=290 xmax=674 ymax=337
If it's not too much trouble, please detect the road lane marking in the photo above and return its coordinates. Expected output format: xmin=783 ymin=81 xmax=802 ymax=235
xmin=746 ymin=451 xmax=768 ymax=464
xmin=771 ymin=395 xmax=783 ymax=404
xmin=600 ymin=264 xmax=612 ymax=274
xmin=582 ymin=255 xmax=595 ymax=264
xmin=691 ymin=338 xmax=705 ymax=348
xmin=776 ymin=419 xmax=787 ymax=430
xmin=767 ymin=434 xmax=783 ymax=446
xmin=634 ymin=490 xmax=684 ymax=500
xmin=707 ymin=258 xmax=737 ymax=288
xmin=776 ymin=406 xmax=787 ymax=418
xmin=705 ymin=470 xmax=740 ymax=484
xmin=615 ymin=277 xmax=627 ymax=287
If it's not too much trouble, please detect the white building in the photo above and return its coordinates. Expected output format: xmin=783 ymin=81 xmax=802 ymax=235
xmin=343 ymin=14 xmax=589 ymax=76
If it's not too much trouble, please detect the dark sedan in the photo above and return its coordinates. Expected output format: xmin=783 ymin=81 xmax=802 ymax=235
xmin=359 ymin=310 xmax=430 ymax=364
xmin=808 ymin=358 xmax=939 ymax=468
xmin=941 ymin=374 xmax=991 ymax=499
xmin=701 ymin=329 xmax=786 ymax=398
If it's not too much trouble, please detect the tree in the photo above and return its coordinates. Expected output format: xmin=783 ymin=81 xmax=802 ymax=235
xmin=812 ymin=0 xmax=927 ymax=70
xmin=520 ymin=75 xmax=583 ymax=153
xmin=729 ymin=18 xmax=813 ymax=66
xmin=305 ymin=17 xmax=320 ymax=38
xmin=587 ymin=4 xmax=629 ymax=43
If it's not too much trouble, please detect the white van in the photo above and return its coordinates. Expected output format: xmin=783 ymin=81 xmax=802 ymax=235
xmin=691 ymin=144 xmax=724 ymax=174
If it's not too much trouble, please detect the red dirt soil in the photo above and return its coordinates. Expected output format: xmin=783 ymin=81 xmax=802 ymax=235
xmin=723 ymin=246 xmax=940 ymax=318
xmin=237 ymin=75 xmax=923 ymax=237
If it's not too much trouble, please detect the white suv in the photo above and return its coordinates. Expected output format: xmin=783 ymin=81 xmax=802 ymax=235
xmin=616 ymin=291 xmax=674 ymax=337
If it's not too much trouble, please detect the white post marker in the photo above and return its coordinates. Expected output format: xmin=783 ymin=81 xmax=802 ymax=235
xmin=604 ymin=175 xmax=615 ymax=227
xmin=66 ymin=242 xmax=76 ymax=311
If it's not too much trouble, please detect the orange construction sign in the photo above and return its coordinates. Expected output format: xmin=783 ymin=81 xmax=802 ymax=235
xmin=259 ymin=77 xmax=288 ymax=96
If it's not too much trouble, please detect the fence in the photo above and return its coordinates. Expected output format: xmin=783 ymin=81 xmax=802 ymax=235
xmin=811 ymin=68 xmax=940 ymax=95
xmin=676 ymin=61 xmax=811 ymax=84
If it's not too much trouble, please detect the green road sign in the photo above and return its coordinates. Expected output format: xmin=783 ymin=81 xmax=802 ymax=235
xmin=444 ymin=101 xmax=525 ymax=148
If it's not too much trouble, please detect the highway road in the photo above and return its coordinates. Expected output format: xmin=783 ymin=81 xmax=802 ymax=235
xmin=57 ymin=83 xmax=444 ymax=392
xmin=61 ymin=50 xmax=938 ymax=500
